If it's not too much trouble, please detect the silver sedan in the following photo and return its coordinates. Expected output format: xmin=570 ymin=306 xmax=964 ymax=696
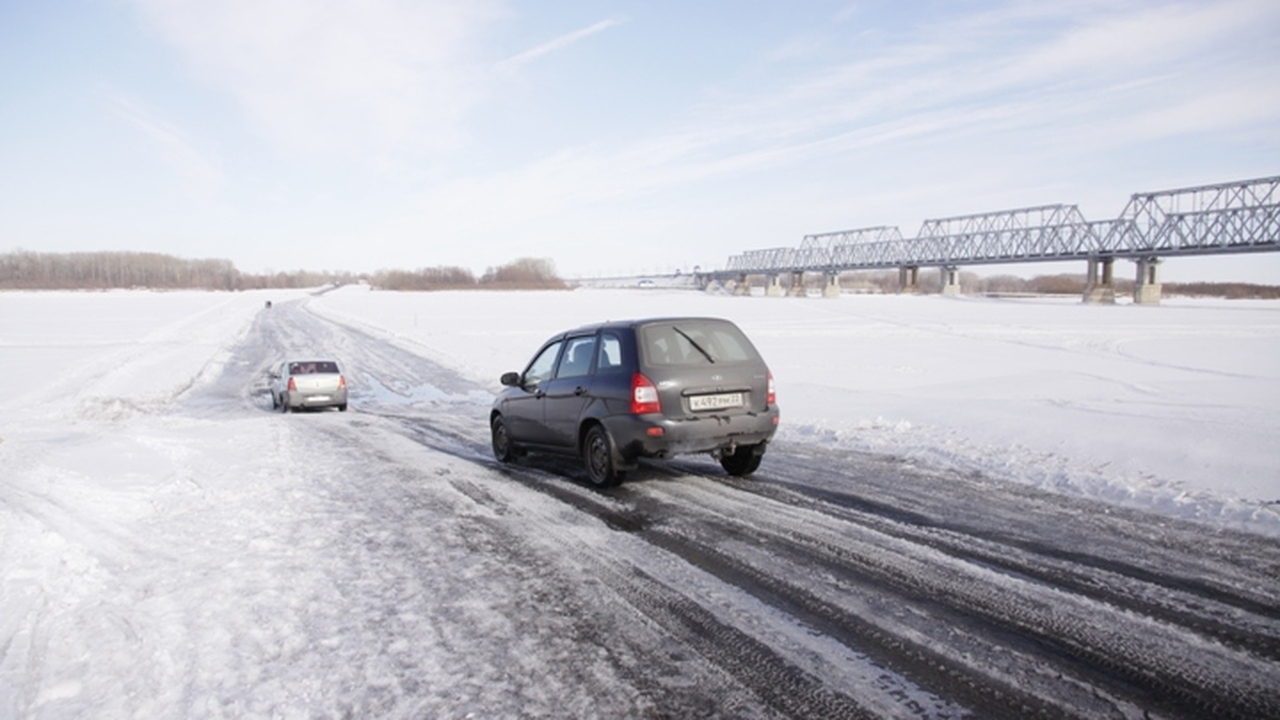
xmin=269 ymin=359 xmax=348 ymax=412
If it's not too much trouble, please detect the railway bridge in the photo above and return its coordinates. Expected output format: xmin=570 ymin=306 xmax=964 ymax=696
xmin=700 ymin=175 xmax=1279 ymax=303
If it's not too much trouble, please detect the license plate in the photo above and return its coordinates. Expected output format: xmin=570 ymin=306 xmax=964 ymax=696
xmin=689 ymin=392 xmax=743 ymax=411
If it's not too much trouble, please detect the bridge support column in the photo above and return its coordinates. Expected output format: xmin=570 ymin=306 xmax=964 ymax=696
xmin=940 ymin=266 xmax=961 ymax=296
xmin=787 ymin=272 xmax=807 ymax=297
xmin=1134 ymin=258 xmax=1163 ymax=305
xmin=766 ymin=274 xmax=785 ymax=297
xmin=732 ymin=274 xmax=750 ymax=296
xmin=1083 ymin=257 xmax=1116 ymax=304
xmin=822 ymin=273 xmax=841 ymax=298
xmin=898 ymin=265 xmax=920 ymax=294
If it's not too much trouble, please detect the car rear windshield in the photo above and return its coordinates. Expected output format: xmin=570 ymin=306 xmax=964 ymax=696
xmin=290 ymin=361 xmax=340 ymax=374
xmin=640 ymin=321 xmax=759 ymax=366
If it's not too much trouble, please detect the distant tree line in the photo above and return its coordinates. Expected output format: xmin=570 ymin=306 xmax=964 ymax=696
xmin=829 ymin=270 xmax=1101 ymax=295
xmin=956 ymin=273 xmax=1280 ymax=299
xmin=1 ymin=250 xmax=242 ymax=290
xmin=367 ymin=257 xmax=567 ymax=291
xmin=0 ymin=250 xmax=365 ymax=290
xmin=773 ymin=269 xmax=1280 ymax=299
xmin=479 ymin=257 xmax=567 ymax=289
xmin=1161 ymin=282 xmax=1280 ymax=299
xmin=0 ymin=250 xmax=566 ymax=291
xmin=4 ymin=250 xmax=1273 ymax=297
xmin=368 ymin=266 xmax=477 ymax=291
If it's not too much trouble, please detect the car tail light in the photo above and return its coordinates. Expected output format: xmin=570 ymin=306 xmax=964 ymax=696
xmin=630 ymin=373 xmax=661 ymax=415
xmin=766 ymin=372 xmax=775 ymax=406
xmin=338 ymin=375 xmax=346 ymax=389
xmin=287 ymin=377 xmax=297 ymax=391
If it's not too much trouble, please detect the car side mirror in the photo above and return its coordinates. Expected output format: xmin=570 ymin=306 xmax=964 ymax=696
xmin=268 ymin=371 xmax=280 ymax=380
xmin=500 ymin=371 xmax=520 ymax=387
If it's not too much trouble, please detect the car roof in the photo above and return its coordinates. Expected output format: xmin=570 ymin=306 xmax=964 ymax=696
xmin=560 ymin=316 xmax=737 ymax=336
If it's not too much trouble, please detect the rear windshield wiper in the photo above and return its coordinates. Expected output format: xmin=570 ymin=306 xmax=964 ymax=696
xmin=673 ymin=326 xmax=716 ymax=363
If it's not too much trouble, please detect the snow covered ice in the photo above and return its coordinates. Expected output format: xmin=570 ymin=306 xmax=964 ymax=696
xmin=2 ymin=286 xmax=1277 ymax=718
xmin=313 ymin=286 xmax=1280 ymax=525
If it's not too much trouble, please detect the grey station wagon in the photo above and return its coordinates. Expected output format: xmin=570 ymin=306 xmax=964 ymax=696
xmin=490 ymin=317 xmax=779 ymax=487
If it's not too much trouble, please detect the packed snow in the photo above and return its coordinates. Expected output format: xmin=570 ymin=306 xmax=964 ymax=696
xmin=1 ymin=285 xmax=1277 ymax=718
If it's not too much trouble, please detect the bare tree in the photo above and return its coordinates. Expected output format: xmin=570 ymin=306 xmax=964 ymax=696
xmin=480 ymin=258 xmax=567 ymax=289
xmin=370 ymin=266 xmax=477 ymax=291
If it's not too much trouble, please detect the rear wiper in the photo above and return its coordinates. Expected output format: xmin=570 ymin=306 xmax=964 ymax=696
xmin=673 ymin=326 xmax=715 ymax=363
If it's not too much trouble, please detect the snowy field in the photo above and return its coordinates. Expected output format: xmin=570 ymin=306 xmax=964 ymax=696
xmin=2 ymin=286 xmax=1278 ymax=718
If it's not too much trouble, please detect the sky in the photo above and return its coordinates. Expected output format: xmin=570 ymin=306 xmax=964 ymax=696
xmin=1 ymin=0 xmax=1279 ymax=282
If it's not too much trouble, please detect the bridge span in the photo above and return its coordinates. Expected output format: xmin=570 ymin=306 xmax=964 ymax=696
xmin=702 ymin=174 xmax=1279 ymax=303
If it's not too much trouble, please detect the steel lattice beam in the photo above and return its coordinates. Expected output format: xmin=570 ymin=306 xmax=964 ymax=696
xmin=1122 ymin=176 xmax=1280 ymax=257
xmin=709 ymin=175 xmax=1280 ymax=277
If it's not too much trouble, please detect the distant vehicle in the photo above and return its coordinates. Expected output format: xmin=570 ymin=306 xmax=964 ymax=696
xmin=269 ymin=360 xmax=348 ymax=412
xmin=637 ymin=278 xmax=655 ymax=288
xmin=490 ymin=317 xmax=778 ymax=487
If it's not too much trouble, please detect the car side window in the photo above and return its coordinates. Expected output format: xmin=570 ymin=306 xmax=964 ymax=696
xmin=596 ymin=333 xmax=624 ymax=374
xmin=557 ymin=336 xmax=597 ymax=379
xmin=524 ymin=341 xmax=562 ymax=386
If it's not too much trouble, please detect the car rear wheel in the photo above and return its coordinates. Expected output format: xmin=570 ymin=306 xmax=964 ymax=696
xmin=720 ymin=444 xmax=764 ymax=476
xmin=491 ymin=414 xmax=517 ymax=463
xmin=583 ymin=424 xmax=625 ymax=488
xmin=338 ymin=403 xmax=348 ymax=412
xmin=281 ymin=393 xmax=292 ymax=413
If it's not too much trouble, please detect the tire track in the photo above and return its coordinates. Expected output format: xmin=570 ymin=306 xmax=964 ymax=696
xmin=640 ymin=486 xmax=1279 ymax=719
xmin=437 ymin=450 xmax=1280 ymax=718
xmin=688 ymin=467 xmax=1280 ymax=662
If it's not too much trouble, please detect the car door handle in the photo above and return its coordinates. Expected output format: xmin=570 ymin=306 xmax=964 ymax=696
xmin=574 ymin=386 xmax=587 ymax=396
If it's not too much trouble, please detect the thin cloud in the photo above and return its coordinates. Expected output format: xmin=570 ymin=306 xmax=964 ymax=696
xmin=679 ymin=0 xmax=1280 ymax=161
xmin=407 ymin=0 xmax=1280 ymax=249
xmin=100 ymin=89 xmax=223 ymax=193
xmin=495 ymin=17 xmax=627 ymax=73
xmin=130 ymin=0 xmax=501 ymax=163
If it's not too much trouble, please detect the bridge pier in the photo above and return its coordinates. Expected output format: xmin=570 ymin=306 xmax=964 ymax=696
xmin=898 ymin=265 xmax=920 ymax=294
xmin=787 ymin=272 xmax=807 ymax=297
xmin=766 ymin=274 xmax=786 ymax=297
xmin=1134 ymin=257 xmax=1162 ymax=305
xmin=1083 ymin=257 xmax=1116 ymax=304
xmin=823 ymin=273 xmax=841 ymax=298
xmin=941 ymin=266 xmax=961 ymax=296
xmin=732 ymin=274 xmax=750 ymax=296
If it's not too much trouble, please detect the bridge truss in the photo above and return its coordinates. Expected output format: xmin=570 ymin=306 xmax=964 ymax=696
xmin=718 ymin=175 xmax=1280 ymax=276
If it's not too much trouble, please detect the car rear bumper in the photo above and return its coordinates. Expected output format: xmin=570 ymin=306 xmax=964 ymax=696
xmin=285 ymin=389 xmax=348 ymax=409
xmin=606 ymin=408 xmax=779 ymax=460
